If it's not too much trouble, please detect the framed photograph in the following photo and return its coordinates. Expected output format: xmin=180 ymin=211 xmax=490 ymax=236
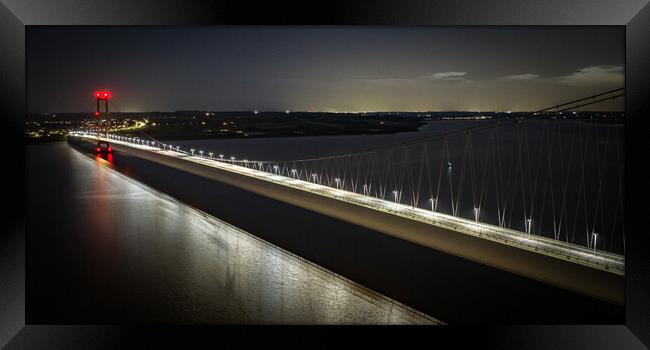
xmin=2 ymin=0 xmax=649 ymax=348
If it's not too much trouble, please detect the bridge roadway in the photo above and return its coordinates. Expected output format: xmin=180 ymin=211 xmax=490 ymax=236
xmin=70 ymin=133 xmax=625 ymax=305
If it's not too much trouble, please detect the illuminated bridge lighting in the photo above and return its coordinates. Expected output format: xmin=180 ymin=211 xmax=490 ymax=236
xmin=68 ymin=131 xmax=624 ymax=276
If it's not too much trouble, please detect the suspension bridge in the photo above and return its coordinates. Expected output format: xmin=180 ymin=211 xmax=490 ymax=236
xmin=68 ymin=88 xmax=625 ymax=305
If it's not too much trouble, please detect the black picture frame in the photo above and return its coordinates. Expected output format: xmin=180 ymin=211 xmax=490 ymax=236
xmin=2 ymin=0 xmax=649 ymax=348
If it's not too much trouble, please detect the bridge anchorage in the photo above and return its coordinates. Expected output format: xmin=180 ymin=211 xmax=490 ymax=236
xmin=69 ymin=88 xmax=625 ymax=305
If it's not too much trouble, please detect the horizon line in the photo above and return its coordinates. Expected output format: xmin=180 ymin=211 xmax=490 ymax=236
xmin=28 ymin=110 xmax=626 ymax=115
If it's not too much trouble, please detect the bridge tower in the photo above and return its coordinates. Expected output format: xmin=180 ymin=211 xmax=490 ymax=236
xmin=94 ymin=90 xmax=112 ymax=153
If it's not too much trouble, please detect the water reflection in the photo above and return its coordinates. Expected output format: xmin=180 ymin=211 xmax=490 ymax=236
xmin=52 ymin=144 xmax=439 ymax=324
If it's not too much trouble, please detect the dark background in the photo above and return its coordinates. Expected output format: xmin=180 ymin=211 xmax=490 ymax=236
xmin=25 ymin=26 xmax=625 ymax=113
xmin=2 ymin=0 xmax=650 ymax=348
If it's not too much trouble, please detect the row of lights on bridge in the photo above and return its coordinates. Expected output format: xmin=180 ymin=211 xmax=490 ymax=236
xmin=102 ymin=133 xmax=488 ymax=221
xmin=96 ymin=132 xmax=602 ymax=250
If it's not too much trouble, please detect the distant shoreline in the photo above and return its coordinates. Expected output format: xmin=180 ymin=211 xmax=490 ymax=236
xmin=25 ymin=111 xmax=625 ymax=143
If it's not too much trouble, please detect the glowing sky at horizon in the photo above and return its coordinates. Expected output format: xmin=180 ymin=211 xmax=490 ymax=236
xmin=28 ymin=26 xmax=624 ymax=113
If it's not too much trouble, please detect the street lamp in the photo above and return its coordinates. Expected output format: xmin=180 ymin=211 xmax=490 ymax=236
xmin=363 ymin=183 xmax=368 ymax=195
xmin=592 ymin=232 xmax=598 ymax=252
xmin=312 ymin=173 xmax=318 ymax=183
xmin=199 ymin=150 xmax=204 ymax=157
xmin=230 ymin=156 xmax=235 ymax=163
xmin=190 ymin=148 xmax=195 ymax=155
xmin=291 ymin=169 xmax=297 ymax=178
xmin=209 ymin=152 xmax=213 ymax=159
xmin=273 ymin=165 xmax=279 ymax=174
xmin=219 ymin=154 xmax=224 ymax=161
xmin=474 ymin=207 xmax=480 ymax=222
xmin=335 ymin=178 xmax=341 ymax=189
xmin=526 ymin=218 xmax=532 ymax=234
xmin=393 ymin=190 xmax=399 ymax=203
xmin=430 ymin=197 xmax=437 ymax=212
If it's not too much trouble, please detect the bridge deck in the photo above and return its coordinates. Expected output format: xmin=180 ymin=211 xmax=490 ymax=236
xmin=71 ymin=133 xmax=624 ymax=276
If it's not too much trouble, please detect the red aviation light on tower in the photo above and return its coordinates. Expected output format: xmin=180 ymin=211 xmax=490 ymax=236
xmin=94 ymin=90 xmax=111 ymax=117
xmin=94 ymin=90 xmax=111 ymax=100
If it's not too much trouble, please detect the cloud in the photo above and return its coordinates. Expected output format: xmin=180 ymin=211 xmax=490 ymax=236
xmin=555 ymin=65 xmax=624 ymax=87
xmin=504 ymin=73 xmax=539 ymax=80
xmin=425 ymin=72 xmax=467 ymax=80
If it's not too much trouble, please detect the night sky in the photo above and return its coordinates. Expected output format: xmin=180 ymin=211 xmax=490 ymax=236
xmin=27 ymin=26 xmax=624 ymax=113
